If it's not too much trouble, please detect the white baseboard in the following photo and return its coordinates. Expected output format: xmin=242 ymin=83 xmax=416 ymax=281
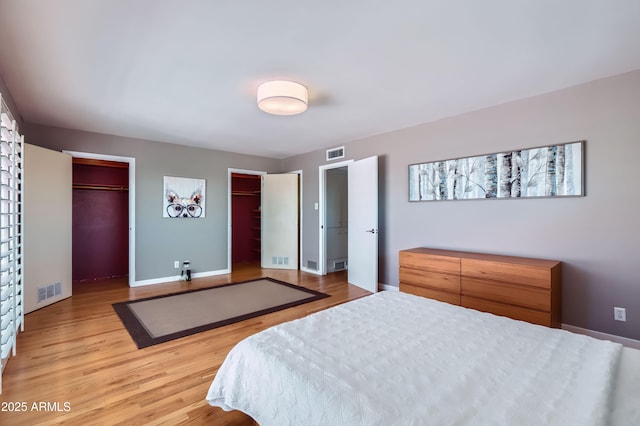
xmin=380 ymin=284 xmax=399 ymax=292
xmin=562 ymin=324 xmax=640 ymax=349
xmin=300 ymin=266 xmax=322 ymax=275
xmin=193 ymin=269 xmax=231 ymax=279
xmin=132 ymin=268 xmax=230 ymax=287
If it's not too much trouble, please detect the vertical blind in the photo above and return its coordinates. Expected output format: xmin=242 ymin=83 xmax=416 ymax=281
xmin=0 ymin=93 xmax=24 ymax=394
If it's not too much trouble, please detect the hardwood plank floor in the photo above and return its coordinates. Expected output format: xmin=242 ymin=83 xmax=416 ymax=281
xmin=0 ymin=265 xmax=369 ymax=425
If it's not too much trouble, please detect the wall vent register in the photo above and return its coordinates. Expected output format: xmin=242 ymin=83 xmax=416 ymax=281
xmin=37 ymin=282 xmax=63 ymax=303
xmin=326 ymin=146 xmax=345 ymax=161
xmin=333 ymin=260 xmax=346 ymax=271
xmin=272 ymin=256 xmax=289 ymax=266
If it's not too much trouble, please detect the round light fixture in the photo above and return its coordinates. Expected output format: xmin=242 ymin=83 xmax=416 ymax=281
xmin=257 ymin=80 xmax=308 ymax=115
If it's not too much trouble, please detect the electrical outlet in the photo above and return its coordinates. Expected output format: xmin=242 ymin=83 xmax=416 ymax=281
xmin=614 ymin=307 xmax=626 ymax=322
xmin=174 ymin=261 xmax=180 ymax=269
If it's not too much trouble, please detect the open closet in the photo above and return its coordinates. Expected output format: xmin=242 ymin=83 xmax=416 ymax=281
xmin=231 ymin=173 xmax=261 ymax=265
xmin=72 ymin=158 xmax=129 ymax=282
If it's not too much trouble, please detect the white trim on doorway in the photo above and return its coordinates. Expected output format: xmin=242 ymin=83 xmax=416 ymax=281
xmin=286 ymin=169 xmax=304 ymax=272
xmin=318 ymin=159 xmax=353 ymax=276
xmin=63 ymin=150 xmax=136 ymax=287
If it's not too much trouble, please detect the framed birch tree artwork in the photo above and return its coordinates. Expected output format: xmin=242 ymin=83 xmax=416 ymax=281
xmin=408 ymin=141 xmax=584 ymax=201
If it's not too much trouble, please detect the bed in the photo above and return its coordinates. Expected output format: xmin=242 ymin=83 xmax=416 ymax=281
xmin=206 ymin=291 xmax=640 ymax=425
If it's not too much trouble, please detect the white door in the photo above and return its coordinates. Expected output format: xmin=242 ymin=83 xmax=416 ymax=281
xmin=261 ymin=173 xmax=299 ymax=269
xmin=347 ymin=156 xmax=378 ymax=292
xmin=24 ymin=145 xmax=73 ymax=313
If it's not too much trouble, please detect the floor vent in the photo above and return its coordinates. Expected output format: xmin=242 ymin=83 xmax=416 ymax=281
xmin=326 ymin=146 xmax=345 ymax=161
xmin=38 ymin=282 xmax=62 ymax=303
xmin=307 ymin=260 xmax=318 ymax=270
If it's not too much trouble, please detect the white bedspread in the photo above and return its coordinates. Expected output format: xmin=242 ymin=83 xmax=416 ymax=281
xmin=206 ymin=291 xmax=622 ymax=426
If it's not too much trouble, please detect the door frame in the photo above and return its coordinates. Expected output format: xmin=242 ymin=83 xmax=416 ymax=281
xmin=227 ymin=168 xmax=303 ymax=271
xmin=64 ymin=150 xmax=136 ymax=287
xmin=318 ymin=159 xmax=353 ymax=275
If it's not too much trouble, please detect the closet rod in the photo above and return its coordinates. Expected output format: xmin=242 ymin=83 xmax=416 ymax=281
xmin=73 ymin=184 xmax=128 ymax=191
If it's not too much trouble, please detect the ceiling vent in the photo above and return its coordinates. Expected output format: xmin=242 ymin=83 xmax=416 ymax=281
xmin=326 ymin=146 xmax=345 ymax=161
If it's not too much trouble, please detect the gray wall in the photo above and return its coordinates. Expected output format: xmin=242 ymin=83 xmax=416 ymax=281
xmin=23 ymin=124 xmax=281 ymax=282
xmin=283 ymin=70 xmax=640 ymax=340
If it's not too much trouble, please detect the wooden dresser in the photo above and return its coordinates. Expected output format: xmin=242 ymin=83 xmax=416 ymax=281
xmin=399 ymin=248 xmax=561 ymax=327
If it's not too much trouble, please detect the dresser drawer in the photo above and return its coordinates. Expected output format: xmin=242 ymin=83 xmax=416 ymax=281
xmin=399 ymin=267 xmax=460 ymax=293
xmin=461 ymin=277 xmax=551 ymax=311
xmin=401 ymin=283 xmax=461 ymax=305
xmin=400 ymin=251 xmax=460 ymax=275
xmin=461 ymin=296 xmax=552 ymax=327
xmin=461 ymin=258 xmax=552 ymax=289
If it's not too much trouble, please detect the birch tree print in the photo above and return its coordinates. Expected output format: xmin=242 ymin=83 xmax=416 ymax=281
xmin=545 ymin=146 xmax=558 ymax=196
xmin=511 ymin=150 xmax=522 ymax=198
xmin=485 ymin=154 xmax=498 ymax=198
xmin=408 ymin=141 xmax=583 ymax=201
xmin=499 ymin=152 xmax=512 ymax=197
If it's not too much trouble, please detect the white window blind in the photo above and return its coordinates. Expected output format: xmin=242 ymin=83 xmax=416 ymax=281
xmin=0 ymin=93 xmax=24 ymax=394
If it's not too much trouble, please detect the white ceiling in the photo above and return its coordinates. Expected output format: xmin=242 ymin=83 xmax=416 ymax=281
xmin=1 ymin=1 xmax=639 ymax=159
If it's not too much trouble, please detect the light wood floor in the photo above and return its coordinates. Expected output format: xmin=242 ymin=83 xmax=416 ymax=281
xmin=0 ymin=265 xmax=369 ymax=425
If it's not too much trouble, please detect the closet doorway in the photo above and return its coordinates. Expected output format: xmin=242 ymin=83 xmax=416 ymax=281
xmin=324 ymin=166 xmax=348 ymax=273
xmin=231 ymin=172 xmax=263 ymax=266
xmin=72 ymin=158 xmax=129 ymax=283
xmin=228 ymin=168 xmax=302 ymax=271
xmin=319 ymin=160 xmax=352 ymax=275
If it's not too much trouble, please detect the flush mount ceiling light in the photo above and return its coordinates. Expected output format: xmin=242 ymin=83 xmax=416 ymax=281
xmin=257 ymin=80 xmax=308 ymax=115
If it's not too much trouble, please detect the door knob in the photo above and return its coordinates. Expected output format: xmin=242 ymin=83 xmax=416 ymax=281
xmin=365 ymin=229 xmax=377 ymax=234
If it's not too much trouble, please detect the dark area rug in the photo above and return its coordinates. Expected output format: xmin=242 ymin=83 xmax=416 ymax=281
xmin=113 ymin=277 xmax=329 ymax=348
